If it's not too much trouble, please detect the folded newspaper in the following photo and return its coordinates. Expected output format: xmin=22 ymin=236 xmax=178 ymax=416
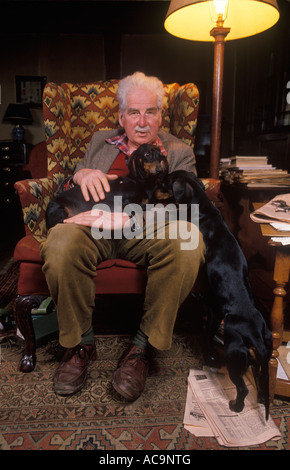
xmin=250 ymin=194 xmax=290 ymax=224
xmin=183 ymin=369 xmax=281 ymax=447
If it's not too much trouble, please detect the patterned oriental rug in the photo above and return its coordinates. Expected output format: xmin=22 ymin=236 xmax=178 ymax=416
xmin=0 ymin=261 xmax=290 ymax=451
xmin=1 ymin=334 xmax=290 ymax=451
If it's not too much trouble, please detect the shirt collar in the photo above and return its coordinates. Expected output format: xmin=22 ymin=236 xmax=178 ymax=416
xmin=106 ymin=132 xmax=168 ymax=157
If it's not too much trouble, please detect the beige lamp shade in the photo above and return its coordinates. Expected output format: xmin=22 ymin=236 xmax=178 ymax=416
xmin=164 ymin=0 xmax=280 ymax=41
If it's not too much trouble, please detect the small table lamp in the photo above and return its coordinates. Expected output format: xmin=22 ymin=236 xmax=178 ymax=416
xmin=164 ymin=0 xmax=280 ymax=178
xmin=3 ymin=103 xmax=33 ymax=142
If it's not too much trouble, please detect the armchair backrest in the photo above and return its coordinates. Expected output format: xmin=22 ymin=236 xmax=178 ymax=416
xmin=43 ymin=80 xmax=199 ymax=184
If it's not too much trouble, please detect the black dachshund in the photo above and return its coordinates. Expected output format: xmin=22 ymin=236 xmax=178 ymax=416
xmin=45 ymin=143 xmax=169 ymax=230
xmin=167 ymin=170 xmax=273 ymax=420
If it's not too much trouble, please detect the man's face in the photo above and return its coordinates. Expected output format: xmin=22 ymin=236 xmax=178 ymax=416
xmin=118 ymin=87 xmax=162 ymax=153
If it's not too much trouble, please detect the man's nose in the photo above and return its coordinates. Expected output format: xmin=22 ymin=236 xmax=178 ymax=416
xmin=138 ymin=113 xmax=147 ymax=127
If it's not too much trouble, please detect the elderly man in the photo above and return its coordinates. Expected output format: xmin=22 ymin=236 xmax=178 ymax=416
xmin=40 ymin=71 xmax=205 ymax=400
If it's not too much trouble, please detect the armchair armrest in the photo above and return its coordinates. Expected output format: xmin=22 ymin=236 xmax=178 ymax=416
xmin=201 ymin=178 xmax=221 ymax=203
xmin=14 ymin=176 xmax=58 ymax=237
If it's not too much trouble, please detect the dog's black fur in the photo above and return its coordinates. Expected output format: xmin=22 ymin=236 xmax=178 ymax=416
xmin=46 ymin=144 xmax=272 ymax=418
xmin=45 ymin=143 xmax=169 ymax=230
xmin=167 ymin=170 xmax=273 ymax=420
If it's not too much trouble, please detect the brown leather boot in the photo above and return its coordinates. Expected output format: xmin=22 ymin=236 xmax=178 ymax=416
xmin=112 ymin=344 xmax=150 ymax=401
xmin=53 ymin=342 xmax=97 ymax=395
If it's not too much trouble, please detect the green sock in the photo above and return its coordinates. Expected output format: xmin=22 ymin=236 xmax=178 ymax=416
xmin=81 ymin=325 xmax=94 ymax=345
xmin=132 ymin=328 xmax=148 ymax=349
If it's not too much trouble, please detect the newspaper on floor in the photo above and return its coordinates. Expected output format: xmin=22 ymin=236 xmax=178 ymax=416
xmin=183 ymin=368 xmax=281 ymax=447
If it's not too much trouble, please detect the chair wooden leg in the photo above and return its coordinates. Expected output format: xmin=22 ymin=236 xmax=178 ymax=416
xmin=14 ymin=294 xmax=45 ymax=372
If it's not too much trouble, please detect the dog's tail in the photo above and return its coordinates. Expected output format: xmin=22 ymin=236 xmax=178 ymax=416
xmin=250 ymin=349 xmax=270 ymax=421
xmin=259 ymin=323 xmax=272 ymax=421
xmin=262 ymin=360 xmax=270 ymax=421
xmin=255 ymin=358 xmax=270 ymax=421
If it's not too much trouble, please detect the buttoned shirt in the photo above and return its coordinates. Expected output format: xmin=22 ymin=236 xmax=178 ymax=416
xmin=106 ymin=132 xmax=168 ymax=157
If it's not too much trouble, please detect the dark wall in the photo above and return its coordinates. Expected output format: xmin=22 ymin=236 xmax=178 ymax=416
xmin=0 ymin=0 xmax=289 ymax=170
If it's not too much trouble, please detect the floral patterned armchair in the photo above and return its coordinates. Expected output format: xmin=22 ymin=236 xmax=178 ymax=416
xmin=13 ymin=79 xmax=221 ymax=373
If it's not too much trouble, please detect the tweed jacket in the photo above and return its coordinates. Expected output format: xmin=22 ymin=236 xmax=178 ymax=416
xmin=75 ymin=128 xmax=196 ymax=175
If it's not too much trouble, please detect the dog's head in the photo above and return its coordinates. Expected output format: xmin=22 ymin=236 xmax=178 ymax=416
xmin=128 ymin=144 xmax=169 ymax=183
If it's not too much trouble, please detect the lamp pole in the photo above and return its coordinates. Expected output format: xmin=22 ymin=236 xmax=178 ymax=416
xmin=209 ymin=20 xmax=230 ymax=179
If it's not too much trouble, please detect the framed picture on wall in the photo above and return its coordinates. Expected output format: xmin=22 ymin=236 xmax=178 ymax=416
xmin=15 ymin=75 xmax=47 ymax=108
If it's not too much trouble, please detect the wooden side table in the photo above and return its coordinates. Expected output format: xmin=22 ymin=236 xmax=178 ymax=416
xmin=253 ymin=203 xmax=290 ymax=401
xmin=221 ymin=182 xmax=290 ymax=263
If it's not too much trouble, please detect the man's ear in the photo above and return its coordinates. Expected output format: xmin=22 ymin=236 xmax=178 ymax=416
xmin=158 ymin=110 xmax=162 ymax=127
xmin=118 ymin=109 xmax=124 ymax=127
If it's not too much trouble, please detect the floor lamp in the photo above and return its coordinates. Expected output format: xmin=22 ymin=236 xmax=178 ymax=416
xmin=164 ymin=0 xmax=280 ymax=179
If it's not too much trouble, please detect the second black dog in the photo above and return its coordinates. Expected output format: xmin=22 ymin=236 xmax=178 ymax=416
xmin=167 ymin=170 xmax=273 ymax=420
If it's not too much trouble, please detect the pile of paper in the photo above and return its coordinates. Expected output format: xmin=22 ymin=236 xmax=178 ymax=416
xmin=183 ymin=369 xmax=281 ymax=447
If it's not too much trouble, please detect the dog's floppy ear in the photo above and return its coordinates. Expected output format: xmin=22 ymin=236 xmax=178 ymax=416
xmin=127 ymin=153 xmax=137 ymax=178
xmin=128 ymin=149 xmax=148 ymax=180
xmin=160 ymin=158 xmax=169 ymax=173
xmin=131 ymin=155 xmax=147 ymax=180
xmin=127 ymin=148 xmax=146 ymax=179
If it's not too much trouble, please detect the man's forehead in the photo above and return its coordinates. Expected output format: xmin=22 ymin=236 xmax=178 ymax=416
xmin=126 ymin=88 xmax=158 ymax=107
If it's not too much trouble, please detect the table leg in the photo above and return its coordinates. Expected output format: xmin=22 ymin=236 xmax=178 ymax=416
xmin=269 ymin=248 xmax=290 ymax=401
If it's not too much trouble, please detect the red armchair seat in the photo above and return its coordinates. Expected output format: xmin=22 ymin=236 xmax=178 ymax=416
xmin=14 ymin=235 xmax=147 ymax=297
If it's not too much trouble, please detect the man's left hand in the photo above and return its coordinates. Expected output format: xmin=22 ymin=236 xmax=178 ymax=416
xmin=63 ymin=208 xmax=130 ymax=230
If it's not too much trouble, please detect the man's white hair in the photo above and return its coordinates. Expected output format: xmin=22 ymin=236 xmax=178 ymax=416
xmin=117 ymin=71 xmax=165 ymax=114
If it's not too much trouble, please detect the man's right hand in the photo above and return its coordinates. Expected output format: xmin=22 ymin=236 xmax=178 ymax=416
xmin=73 ymin=169 xmax=118 ymax=202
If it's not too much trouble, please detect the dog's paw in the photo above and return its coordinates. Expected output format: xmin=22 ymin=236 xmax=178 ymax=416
xmin=229 ymin=385 xmax=248 ymax=413
xmin=229 ymin=398 xmax=245 ymax=413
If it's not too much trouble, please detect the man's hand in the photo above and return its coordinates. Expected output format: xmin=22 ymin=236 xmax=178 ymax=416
xmin=64 ymin=208 xmax=130 ymax=230
xmin=73 ymin=168 xmax=119 ymax=202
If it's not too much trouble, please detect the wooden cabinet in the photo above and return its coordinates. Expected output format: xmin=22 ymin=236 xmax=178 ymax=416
xmin=0 ymin=140 xmax=29 ymax=249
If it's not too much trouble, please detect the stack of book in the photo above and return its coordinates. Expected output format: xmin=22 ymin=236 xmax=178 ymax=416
xmin=220 ymin=156 xmax=290 ymax=187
